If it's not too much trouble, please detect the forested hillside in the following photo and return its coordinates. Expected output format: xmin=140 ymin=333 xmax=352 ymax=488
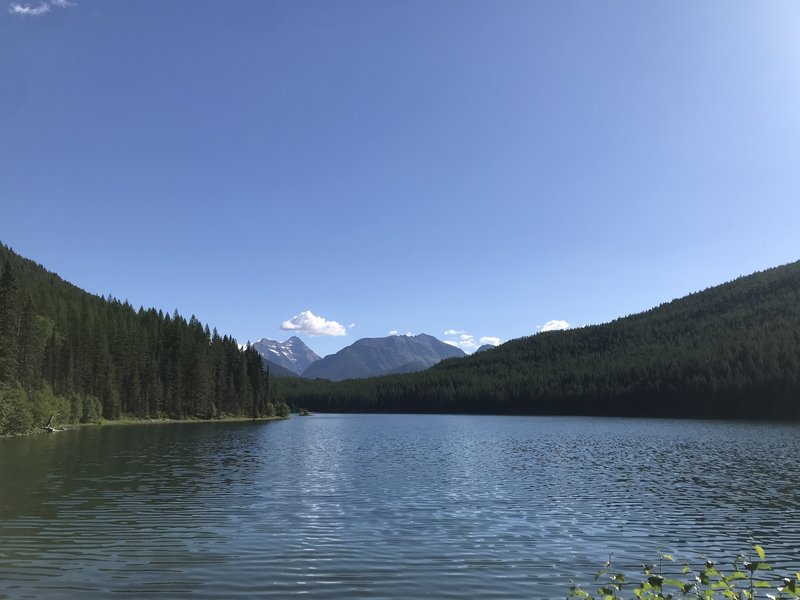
xmin=276 ymin=261 xmax=800 ymax=419
xmin=0 ymin=244 xmax=288 ymax=435
xmin=3 ymin=242 xmax=798 ymax=432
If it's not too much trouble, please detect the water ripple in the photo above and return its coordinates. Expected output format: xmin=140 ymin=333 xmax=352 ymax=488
xmin=1 ymin=416 xmax=800 ymax=598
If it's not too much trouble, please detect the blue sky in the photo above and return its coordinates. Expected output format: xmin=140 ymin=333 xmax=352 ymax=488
xmin=2 ymin=1 xmax=799 ymax=358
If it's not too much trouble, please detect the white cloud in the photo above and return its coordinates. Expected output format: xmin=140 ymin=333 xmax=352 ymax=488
xmin=9 ymin=2 xmax=50 ymax=15
xmin=442 ymin=329 xmax=478 ymax=351
xmin=457 ymin=337 xmax=479 ymax=351
xmin=388 ymin=330 xmax=399 ymax=336
xmin=280 ymin=310 xmax=347 ymax=337
xmin=9 ymin=0 xmax=75 ymax=16
xmin=538 ymin=319 xmax=570 ymax=332
xmin=443 ymin=328 xmax=503 ymax=352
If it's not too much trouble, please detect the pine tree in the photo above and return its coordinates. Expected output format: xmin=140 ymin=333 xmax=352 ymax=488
xmin=0 ymin=264 xmax=20 ymax=383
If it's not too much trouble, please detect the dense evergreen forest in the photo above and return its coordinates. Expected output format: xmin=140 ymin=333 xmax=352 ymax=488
xmin=0 ymin=244 xmax=288 ymax=435
xmin=276 ymin=261 xmax=800 ymax=419
xmin=3 ymin=242 xmax=798 ymax=434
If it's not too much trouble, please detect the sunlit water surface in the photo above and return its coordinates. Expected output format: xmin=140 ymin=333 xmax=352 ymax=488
xmin=1 ymin=414 xmax=799 ymax=598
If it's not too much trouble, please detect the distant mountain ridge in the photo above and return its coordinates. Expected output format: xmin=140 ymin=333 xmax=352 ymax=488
xmin=302 ymin=333 xmax=465 ymax=381
xmin=251 ymin=336 xmax=320 ymax=375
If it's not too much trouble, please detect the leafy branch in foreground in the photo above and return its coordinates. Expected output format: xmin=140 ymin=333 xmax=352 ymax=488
xmin=568 ymin=545 xmax=800 ymax=599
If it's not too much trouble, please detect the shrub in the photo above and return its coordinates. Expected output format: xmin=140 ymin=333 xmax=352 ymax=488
xmin=0 ymin=383 xmax=33 ymax=434
xmin=568 ymin=545 xmax=799 ymax=599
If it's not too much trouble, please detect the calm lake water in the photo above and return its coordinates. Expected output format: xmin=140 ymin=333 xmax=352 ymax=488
xmin=1 ymin=414 xmax=800 ymax=598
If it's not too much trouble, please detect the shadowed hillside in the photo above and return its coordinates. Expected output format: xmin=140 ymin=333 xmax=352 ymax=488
xmin=276 ymin=261 xmax=800 ymax=419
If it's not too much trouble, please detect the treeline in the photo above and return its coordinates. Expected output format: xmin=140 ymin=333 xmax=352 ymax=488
xmin=276 ymin=261 xmax=800 ymax=419
xmin=0 ymin=244 xmax=288 ymax=435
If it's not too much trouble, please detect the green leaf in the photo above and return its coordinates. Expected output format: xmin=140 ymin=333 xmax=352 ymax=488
xmin=710 ymin=581 xmax=729 ymax=590
xmin=754 ymin=581 xmax=772 ymax=588
xmin=754 ymin=544 xmax=766 ymax=560
xmin=598 ymin=586 xmax=615 ymax=596
xmin=661 ymin=553 xmax=674 ymax=562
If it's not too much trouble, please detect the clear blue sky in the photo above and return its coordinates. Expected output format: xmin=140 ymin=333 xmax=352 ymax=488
xmin=2 ymin=1 xmax=799 ymax=357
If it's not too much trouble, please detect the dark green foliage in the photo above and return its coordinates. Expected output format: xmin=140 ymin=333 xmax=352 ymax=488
xmin=0 ymin=382 xmax=33 ymax=434
xmin=0 ymin=244 xmax=285 ymax=434
xmin=569 ymin=545 xmax=800 ymax=599
xmin=0 ymin=264 xmax=20 ymax=382
xmin=276 ymin=261 xmax=800 ymax=419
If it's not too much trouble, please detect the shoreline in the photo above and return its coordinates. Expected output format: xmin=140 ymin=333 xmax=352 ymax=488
xmin=2 ymin=414 xmax=289 ymax=438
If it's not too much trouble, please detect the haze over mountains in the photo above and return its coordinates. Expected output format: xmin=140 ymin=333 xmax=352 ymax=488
xmin=303 ymin=334 xmax=465 ymax=381
xmin=252 ymin=333 xmax=466 ymax=381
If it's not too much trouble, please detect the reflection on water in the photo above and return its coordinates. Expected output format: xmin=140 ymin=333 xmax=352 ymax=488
xmin=1 ymin=415 xmax=799 ymax=598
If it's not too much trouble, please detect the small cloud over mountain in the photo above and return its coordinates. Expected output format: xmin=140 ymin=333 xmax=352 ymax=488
xmin=443 ymin=329 xmax=501 ymax=352
xmin=538 ymin=319 xmax=570 ymax=332
xmin=280 ymin=310 xmax=347 ymax=337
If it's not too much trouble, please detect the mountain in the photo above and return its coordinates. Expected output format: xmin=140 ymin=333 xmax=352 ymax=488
xmin=475 ymin=344 xmax=496 ymax=353
xmin=277 ymin=261 xmax=800 ymax=419
xmin=302 ymin=334 xmax=465 ymax=381
xmin=251 ymin=336 xmax=320 ymax=375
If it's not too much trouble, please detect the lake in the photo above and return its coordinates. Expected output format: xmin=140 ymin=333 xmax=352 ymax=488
xmin=1 ymin=414 xmax=799 ymax=598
